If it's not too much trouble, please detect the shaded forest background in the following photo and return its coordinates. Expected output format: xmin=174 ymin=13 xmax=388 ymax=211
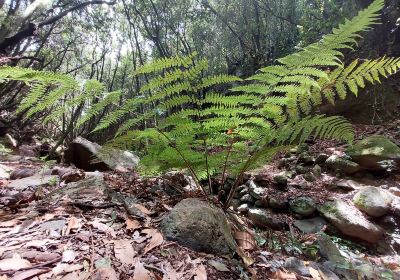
xmin=1 ymin=0 xmax=400 ymax=144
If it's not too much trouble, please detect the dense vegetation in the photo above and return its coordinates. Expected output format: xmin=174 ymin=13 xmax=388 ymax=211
xmin=1 ymin=0 xmax=399 ymax=207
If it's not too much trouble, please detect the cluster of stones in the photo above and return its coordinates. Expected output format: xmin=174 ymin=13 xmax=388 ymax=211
xmin=230 ymin=136 xmax=400 ymax=249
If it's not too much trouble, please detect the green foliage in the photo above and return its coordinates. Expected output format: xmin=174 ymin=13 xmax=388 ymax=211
xmin=0 ymin=67 xmax=120 ymax=128
xmin=234 ymin=0 xmax=395 ymax=120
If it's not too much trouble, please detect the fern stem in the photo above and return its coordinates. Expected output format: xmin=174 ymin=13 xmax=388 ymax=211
xmin=156 ymin=128 xmax=208 ymax=197
xmin=203 ymin=139 xmax=212 ymax=195
xmin=221 ymin=139 xmax=234 ymax=187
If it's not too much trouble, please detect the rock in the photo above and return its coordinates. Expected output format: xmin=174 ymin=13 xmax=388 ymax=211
xmin=303 ymin=172 xmax=317 ymax=182
xmin=309 ymin=262 xmax=341 ymax=280
xmin=317 ymin=234 xmax=346 ymax=264
xmin=353 ymin=187 xmax=393 ymax=217
xmin=61 ymin=170 xmax=85 ymax=183
xmin=0 ymin=164 xmax=11 ymax=179
xmin=237 ymin=204 xmax=250 ymax=213
xmin=273 ymin=171 xmax=295 ymax=185
xmin=7 ymin=174 xmax=58 ymax=191
xmin=295 ymin=165 xmax=311 ymax=174
xmin=284 ymin=257 xmax=311 ymax=277
xmin=333 ymin=179 xmax=362 ymax=192
xmin=240 ymin=194 xmax=255 ymax=204
xmin=248 ymin=180 xmax=266 ymax=200
xmin=319 ymin=199 xmax=383 ymax=243
xmin=298 ymin=153 xmax=314 ymax=165
xmin=289 ymin=197 xmax=316 ymax=217
xmin=254 ymin=199 xmax=267 ymax=207
xmin=288 ymin=175 xmax=310 ymax=189
xmin=388 ymin=187 xmax=400 ymax=197
xmin=161 ymin=171 xmax=197 ymax=193
xmin=312 ymin=165 xmax=322 ymax=177
xmin=392 ymin=199 xmax=400 ymax=217
xmin=18 ymin=144 xmax=39 ymax=157
xmin=326 ymin=155 xmax=360 ymax=174
xmin=238 ymin=186 xmax=249 ymax=196
xmin=315 ymin=153 xmax=329 ymax=164
xmin=9 ymin=168 xmax=36 ymax=180
xmin=160 ymin=198 xmax=236 ymax=254
xmin=293 ymin=217 xmax=327 ymax=234
xmin=268 ymin=197 xmax=288 ymax=210
xmin=65 ymin=137 xmax=139 ymax=171
xmin=247 ymin=208 xmax=286 ymax=230
xmin=346 ymin=136 xmax=400 ymax=171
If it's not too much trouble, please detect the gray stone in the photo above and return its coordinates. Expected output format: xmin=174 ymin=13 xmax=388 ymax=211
xmin=295 ymin=165 xmax=311 ymax=174
xmin=289 ymin=197 xmax=316 ymax=217
xmin=273 ymin=171 xmax=295 ymax=185
xmin=293 ymin=217 xmax=327 ymax=234
xmin=315 ymin=153 xmax=329 ymax=164
xmin=268 ymin=197 xmax=288 ymax=210
xmin=240 ymin=194 xmax=255 ymax=204
xmin=353 ymin=187 xmax=393 ymax=217
xmin=237 ymin=204 xmax=250 ymax=213
xmin=388 ymin=187 xmax=400 ymax=197
xmin=9 ymin=168 xmax=36 ymax=180
xmin=231 ymin=199 xmax=241 ymax=210
xmin=319 ymin=199 xmax=383 ymax=243
xmin=334 ymin=179 xmax=362 ymax=192
xmin=288 ymin=175 xmax=310 ymax=189
xmin=238 ymin=187 xmax=249 ymax=196
xmin=312 ymin=165 xmax=322 ymax=177
xmin=303 ymin=172 xmax=317 ymax=182
xmin=65 ymin=137 xmax=139 ymax=171
xmin=284 ymin=257 xmax=310 ymax=277
xmin=160 ymin=198 xmax=236 ymax=254
xmin=248 ymin=208 xmax=286 ymax=230
xmin=317 ymin=234 xmax=346 ymax=264
xmin=298 ymin=153 xmax=314 ymax=165
xmin=326 ymin=155 xmax=360 ymax=174
xmin=7 ymin=174 xmax=58 ymax=190
xmin=248 ymin=180 xmax=266 ymax=200
xmin=392 ymin=199 xmax=400 ymax=218
xmin=346 ymin=136 xmax=400 ymax=171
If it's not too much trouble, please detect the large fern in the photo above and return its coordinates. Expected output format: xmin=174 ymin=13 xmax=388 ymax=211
xmin=233 ymin=0 xmax=399 ymax=121
xmin=0 ymin=67 xmax=120 ymax=134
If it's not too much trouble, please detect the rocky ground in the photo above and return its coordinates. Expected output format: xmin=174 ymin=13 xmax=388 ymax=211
xmin=0 ymin=123 xmax=400 ymax=280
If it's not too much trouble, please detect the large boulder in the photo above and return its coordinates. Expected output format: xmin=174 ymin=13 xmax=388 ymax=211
xmin=319 ymin=199 xmax=383 ymax=243
xmin=65 ymin=137 xmax=139 ymax=171
xmin=353 ymin=187 xmax=393 ymax=217
xmin=160 ymin=198 xmax=236 ymax=254
xmin=346 ymin=136 xmax=400 ymax=171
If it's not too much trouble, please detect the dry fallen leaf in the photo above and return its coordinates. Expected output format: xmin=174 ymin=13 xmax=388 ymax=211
xmin=309 ymin=267 xmax=322 ymax=280
xmin=0 ymin=254 xmax=31 ymax=271
xmin=113 ymin=240 xmax=136 ymax=266
xmin=64 ymin=217 xmax=81 ymax=235
xmin=52 ymin=263 xmax=83 ymax=276
xmin=271 ymin=270 xmax=297 ymax=280
xmin=133 ymin=204 xmax=151 ymax=215
xmin=208 ymin=260 xmax=229 ymax=272
xmin=162 ymin=263 xmax=177 ymax=280
xmin=90 ymin=220 xmax=116 ymax=237
xmin=126 ymin=218 xmax=141 ymax=231
xmin=193 ymin=264 xmax=207 ymax=280
xmin=11 ymin=268 xmax=47 ymax=280
xmin=93 ymin=267 xmax=118 ymax=280
xmin=133 ymin=260 xmax=154 ymax=280
xmin=142 ymin=229 xmax=163 ymax=254
xmin=234 ymin=231 xmax=256 ymax=250
xmin=62 ymin=250 xmax=76 ymax=263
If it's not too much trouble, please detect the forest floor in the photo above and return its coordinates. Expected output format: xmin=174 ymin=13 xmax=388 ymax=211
xmin=0 ymin=122 xmax=400 ymax=280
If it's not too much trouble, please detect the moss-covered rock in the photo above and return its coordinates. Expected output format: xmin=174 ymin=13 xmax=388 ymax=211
xmin=318 ymin=199 xmax=383 ymax=243
xmin=289 ymin=197 xmax=316 ymax=217
xmin=353 ymin=187 xmax=393 ymax=217
xmin=326 ymin=155 xmax=360 ymax=174
xmin=346 ymin=136 xmax=400 ymax=171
